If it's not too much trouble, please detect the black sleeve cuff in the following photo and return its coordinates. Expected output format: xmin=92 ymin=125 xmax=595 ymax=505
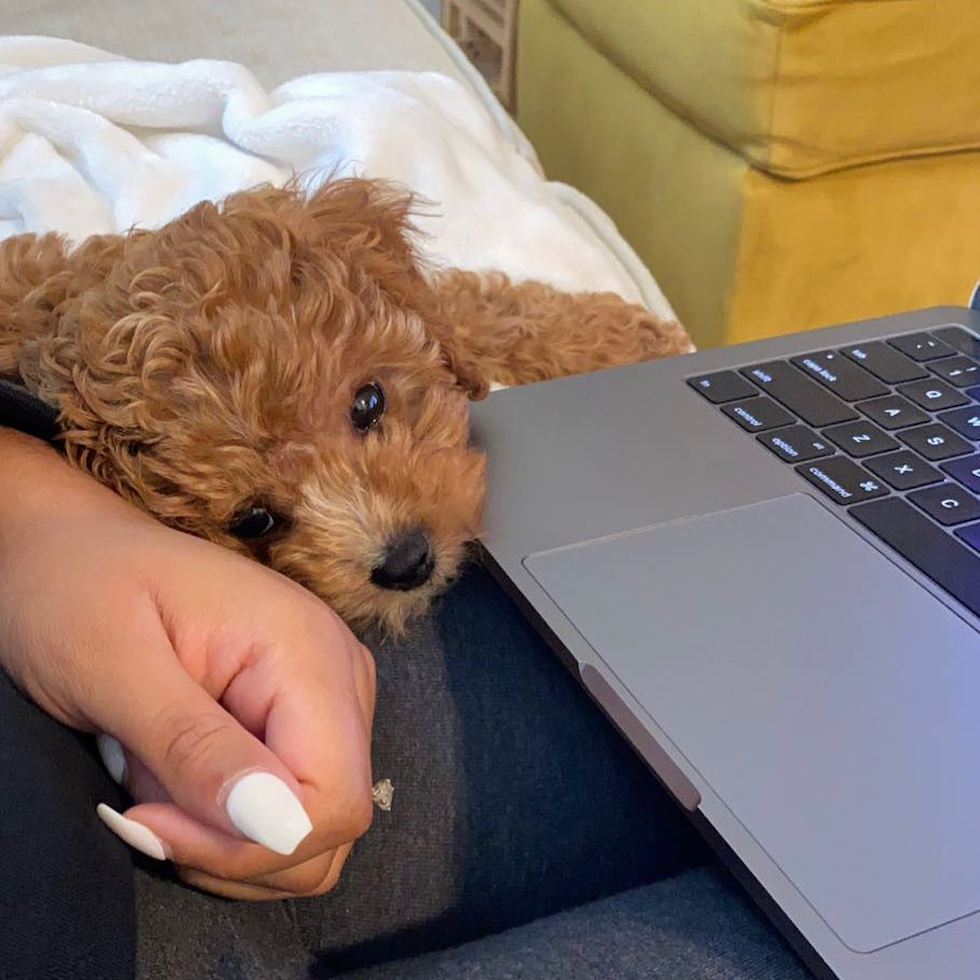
xmin=0 ymin=379 xmax=60 ymax=443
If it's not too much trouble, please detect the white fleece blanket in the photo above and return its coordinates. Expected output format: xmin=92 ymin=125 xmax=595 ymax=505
xmin=0 ymin=36 xmax=674 ymax=319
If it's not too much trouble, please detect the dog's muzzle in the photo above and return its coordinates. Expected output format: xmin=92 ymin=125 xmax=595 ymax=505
xmin=371 ymin=527 xmax=435 ymax=591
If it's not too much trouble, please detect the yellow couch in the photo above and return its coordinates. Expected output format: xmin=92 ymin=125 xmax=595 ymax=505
xmin=517 ymin=0 xmax=980 ymax=348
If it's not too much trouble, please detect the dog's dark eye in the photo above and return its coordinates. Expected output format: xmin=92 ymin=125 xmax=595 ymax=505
xmin=350 ymin=382 xmax=385 ymax=432
xmin=228 ymin=506 xmax=278 ymax=539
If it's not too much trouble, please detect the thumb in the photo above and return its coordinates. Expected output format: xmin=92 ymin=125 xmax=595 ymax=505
xmin=96 ymin=647 xmax=313 ymax=858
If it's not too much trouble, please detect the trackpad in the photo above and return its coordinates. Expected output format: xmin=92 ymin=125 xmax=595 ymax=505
xmin=524 ymin=494 xmax=980 ymax=953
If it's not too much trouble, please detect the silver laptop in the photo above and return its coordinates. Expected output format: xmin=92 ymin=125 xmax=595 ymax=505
xmin=470 ymin=306 xmax=980 ymax=980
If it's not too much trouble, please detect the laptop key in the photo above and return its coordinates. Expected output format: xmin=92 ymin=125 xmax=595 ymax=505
xmin=936 ymin=406 xmax=980 ymax=440
xmin=849 ymin=497 xmax=980 ymax=617
xmin=821 ymin=420 xmax=898 ymax=458
xmin=756 ymin=425 xmax=834 ymax=463
xmin=940 ymin=454 xmax=980 ymax=493
xmin=687 ymin=371 xmax=758 ymax=404
xmin=865 ymin=451 xmax=943 ymax=491
xmin=889 ymin=332 xmax=956 ymax=362
xmin=954 ymin=522 xmax=980 ymax=552
xmin=722 ymin=396 xmax=794 ymax=432
xmin=841 ymin=342 xmax=927 ymax=383
xmin=932 ymin=325 xmax=980 ymax=360
xmin=895 ymin=378 xmax=970 ymax=412
xmin=856 ymin=394 xmax=929 ymax=430
xmin=898 ymin=423 xmax=973 ymax=461
xmin=791 ymin=351 xmax=887 ymax=401
xmin=908 ymin=483 xmax=980 ymax=526
xmin=741 ymin=361 xmax=856 ymax=426
xmin=929 ymin=355 xmax=980 ymax=388
xmin=795 ymin=457 xmax=887 ymax=504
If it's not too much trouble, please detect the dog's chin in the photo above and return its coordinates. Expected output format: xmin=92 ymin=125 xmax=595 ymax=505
xmin=368 ymin=587 xmax=438 ymax=637
xmin=379 ymin=560 xmax=456 ymax=633
xmin=350 ymin=553 xmax=463 ymax=638
xmin=282 ymin=538 xmax=473 ymax=637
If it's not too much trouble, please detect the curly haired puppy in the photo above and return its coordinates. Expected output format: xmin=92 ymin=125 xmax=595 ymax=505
xmin=0 ymin=179 xmax=691 ymax=631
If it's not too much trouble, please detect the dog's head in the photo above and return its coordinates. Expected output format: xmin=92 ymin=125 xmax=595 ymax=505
xmin=50 ymin=180 xmax=489 ymax=631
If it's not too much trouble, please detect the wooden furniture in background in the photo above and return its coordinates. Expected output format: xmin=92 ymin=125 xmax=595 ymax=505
xmin=442 ymin=0 xmax=519 ymax=111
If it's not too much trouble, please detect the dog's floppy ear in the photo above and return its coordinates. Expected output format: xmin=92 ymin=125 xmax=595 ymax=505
xmin=429 ymin=318 xmax=491 ymax=400
xmin=302 ymin=178 xmax=491 ymax=399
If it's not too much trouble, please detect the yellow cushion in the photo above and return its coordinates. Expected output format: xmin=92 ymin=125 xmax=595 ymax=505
xmin=518 ymin=0 xmax=745 ymax=348
xmin=729 ymin=151 xmax=980 ymax=344
xmin=544 ymin=0 xmax=980 ymax=178
xmin=518 ymin=0 xmax=980 ymax=348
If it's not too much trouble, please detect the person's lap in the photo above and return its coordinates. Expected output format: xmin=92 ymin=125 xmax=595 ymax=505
xmin=135 ymin=562 xmax=710 ymax=977
xmin=2 ymin=559 xmax=811 ymax=980
xmin=343 ymin=866 xmax=813 ymax=980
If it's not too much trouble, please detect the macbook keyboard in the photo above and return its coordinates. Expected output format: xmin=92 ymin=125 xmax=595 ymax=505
xmin=688 ymin=325 xmax=980 ymax=618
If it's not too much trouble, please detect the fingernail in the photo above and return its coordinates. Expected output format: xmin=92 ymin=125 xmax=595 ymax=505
xmin=96 ymin=803 xmax=169 ymax=861
xmin=97 ymin=734 xmax=127 ymax=784
xmin=224 ymin=771 xmax=313 ymax=856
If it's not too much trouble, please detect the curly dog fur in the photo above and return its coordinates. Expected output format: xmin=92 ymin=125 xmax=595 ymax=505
xmin=0 ymin=179 xmax=691 ymax=631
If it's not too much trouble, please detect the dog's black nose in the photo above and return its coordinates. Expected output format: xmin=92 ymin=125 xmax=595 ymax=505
xmin=371 ymin=528 xmax=434 ymax=591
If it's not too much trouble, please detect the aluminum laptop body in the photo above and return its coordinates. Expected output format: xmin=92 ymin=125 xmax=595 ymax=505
xmin=470 ymin=307 xmax=980 ymax=980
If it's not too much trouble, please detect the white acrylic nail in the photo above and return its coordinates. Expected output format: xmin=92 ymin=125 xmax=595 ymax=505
xmin=97 ymin=734 xmax=126 ymax=784
xmin=224 ymin=771 xmax=313 ymax=855
xmin=96 ymin=803 xmax=169 ymax=861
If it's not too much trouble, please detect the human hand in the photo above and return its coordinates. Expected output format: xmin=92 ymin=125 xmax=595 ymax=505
xmin=0 ymin=430 xmax=376 ymax=899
